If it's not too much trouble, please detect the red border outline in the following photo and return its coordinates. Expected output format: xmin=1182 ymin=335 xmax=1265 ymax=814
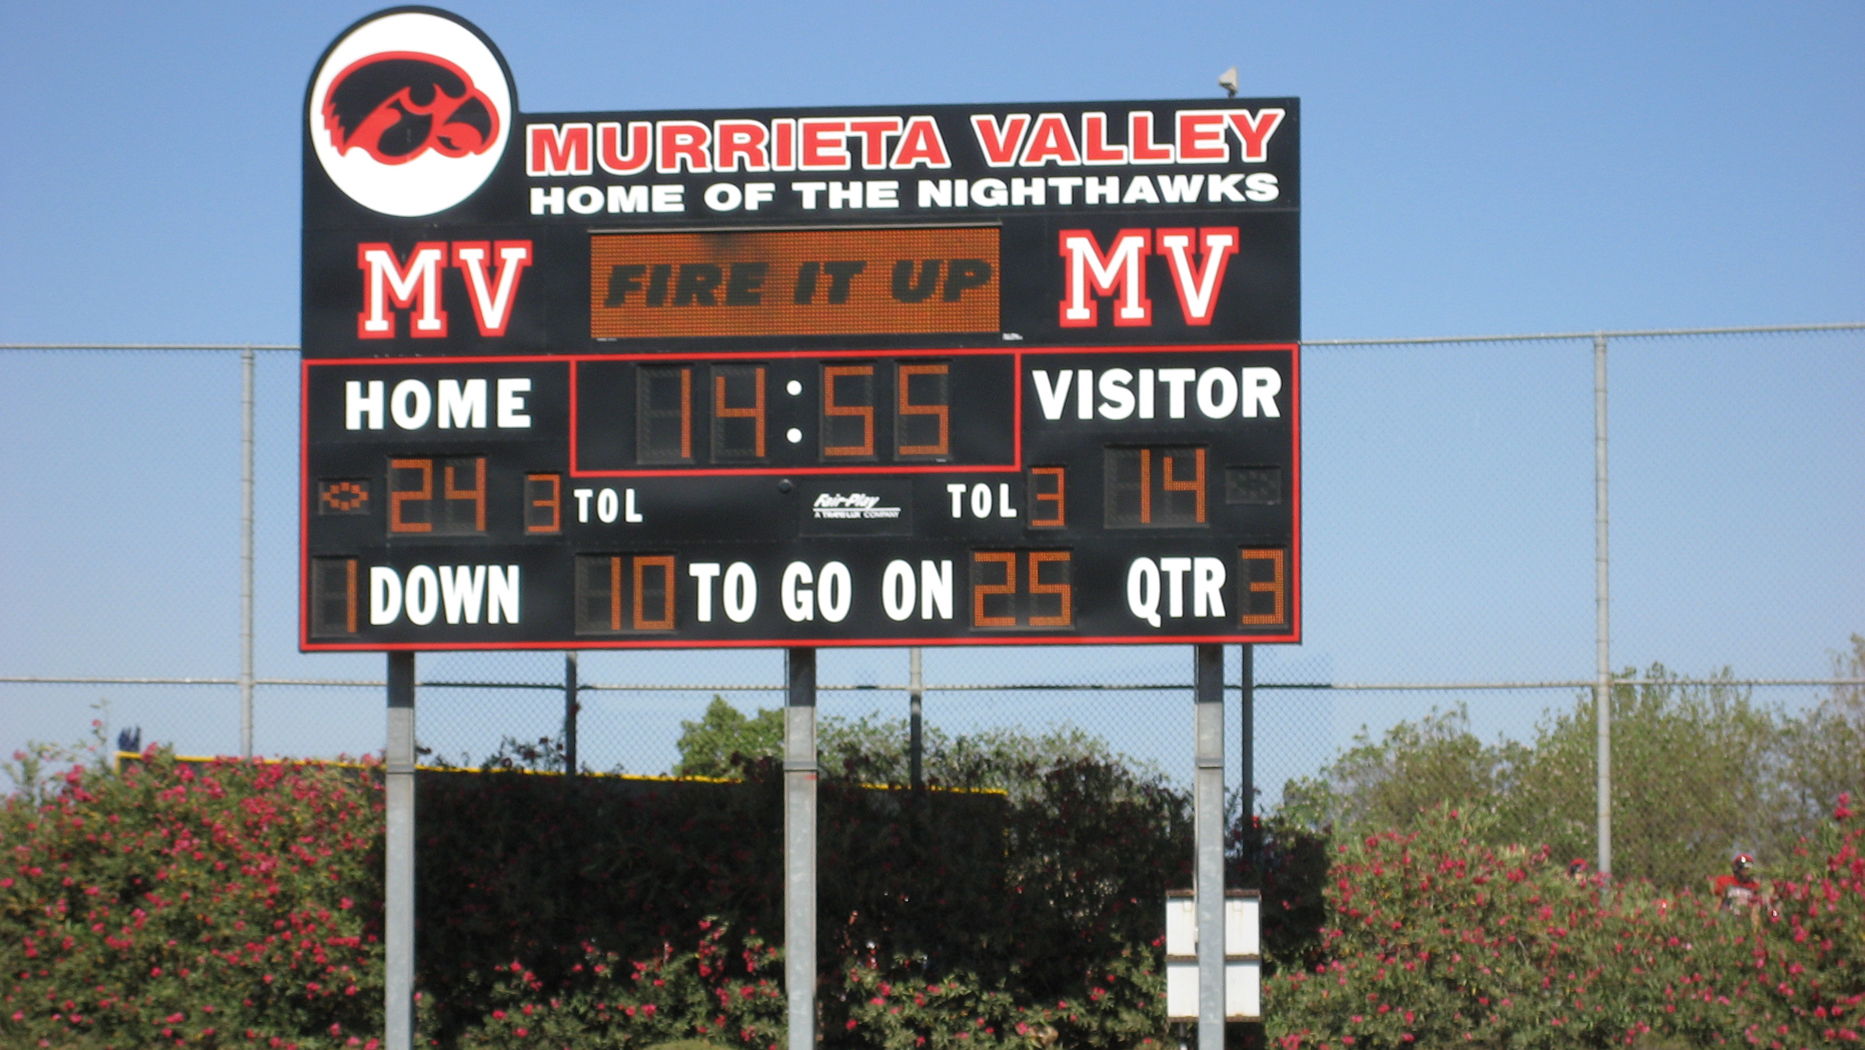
xmin=299 ymin=343 xmax=1299 ymax=650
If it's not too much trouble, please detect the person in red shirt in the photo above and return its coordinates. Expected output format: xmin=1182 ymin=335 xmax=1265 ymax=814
xmin=1710 ymin=853 xmax=1771 ymax=924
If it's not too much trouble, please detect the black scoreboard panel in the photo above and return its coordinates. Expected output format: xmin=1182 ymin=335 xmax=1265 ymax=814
xmin=301 ymin=11 xmax=1298 ymax=650
xmin=303 ymin=343 xmax=1296 ymax=647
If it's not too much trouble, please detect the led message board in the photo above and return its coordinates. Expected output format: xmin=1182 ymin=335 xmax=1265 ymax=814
xmin=301 ymin=8 xmax=1300 ymax=650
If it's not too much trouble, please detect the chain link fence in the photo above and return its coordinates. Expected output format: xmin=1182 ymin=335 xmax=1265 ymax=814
xmin=4 ymin=325 xmax=1862 ymax=883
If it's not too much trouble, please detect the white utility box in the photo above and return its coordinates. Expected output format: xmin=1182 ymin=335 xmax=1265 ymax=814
xmin=1164 ymin=889 xmax=1262 ymax=1021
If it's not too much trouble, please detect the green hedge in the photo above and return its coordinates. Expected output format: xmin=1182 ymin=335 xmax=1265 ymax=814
xmin=1265 ymin=799 xmax=1865 ymax=1047
xmin=5 ymin=749 xmax=1260 ymax=1049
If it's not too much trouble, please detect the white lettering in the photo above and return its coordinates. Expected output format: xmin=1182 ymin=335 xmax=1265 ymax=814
xmin=497 ymin=378 xmax=532 ymax=428
xmin=689 ymin=562 xmax=722 ymax=622
xmin=1197 ymin=367 xmax=1238 ymax=418
xmin=1193 ymin=557 xmax=1227 ymax=617
xmin=1158 ymin=368 xmax=1196 ymax=419
xmin=440 ymin=565 xmax=486 ymax=624
xmin=1242 ymin=367 xmax=1282 ymax=417
xmin=921 ymin=560 xmax=953 ymax=620
xmin=723 ymin=562 xmax=757 ymax=622
xmin=1160 ymin=557 xmax=1192 ymax=618
xmin=882 ymin=560 xmax=915 ymax=621
xmin=487 ymin=566 xmax=519 ymax=624
xmin=946 ymin=483 xmax=968 ymax=518
xmin=404 ymin=565 xmax=439 ymax=626
xmin=1031 ymin=369 xmax=1073 ymax=420
xmin=437 ymin=379 xmax=487 ymax=429
xmin=345 ymin=380 xmax=384 ymax=430
xmin=781 ymin=562 xmax=814 ymax=621
xmin=390 ymin=380 xmax=431 ymax=430
xmin=1098 ymin=368 xmax=1136 ymax=420
xmin=1127 ymin=558 xmax=1161 ymax=628
xmin=369 ymin=567 xmax=402 ymax=625
xmin=817 ymin=562 xmax=852 ymax=622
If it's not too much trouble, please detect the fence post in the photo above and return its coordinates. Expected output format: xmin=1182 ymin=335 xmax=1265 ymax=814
xmin=385 ymin=652 xmax=416 ymax=1050
xmin=1239 ymin=643 xmax=1254 ymax=819
xmin=239 ymin=347 xmax=255 ymax=759
xmin=908 ymin=647 xmax=924 ymax=789
xmin=563 ymin=652 xmax=579 ymax=775
xmin=1194 ymin=643 xmax=1225 ymax=1050
xmin=1593 ymin=332 xmax=1612 ymax=877
xmin=785 ymin=648 xmax=818 ymax=1050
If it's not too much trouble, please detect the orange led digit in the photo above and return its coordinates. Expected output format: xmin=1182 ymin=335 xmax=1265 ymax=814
xmin=1162 ymin=448 xmax=1206 ymax=523
xmin=608 ymin=556 xmax=625 ymax=632
xmin=971 ymin=551 xmax=1017 ymax=627
xmin=633 ymin=555 xmax=676 ymax=630
xmin=822 ymin=365 xmax=876 ymax=457
xmin=896 ymin=362 xmax=950 ymax=457
xmin=443 ymin=457 xmax=487 ymax=533
xmin=1029 ymin=467 xmax=1066 ymax=527
xmin=1239 ymin=548 xmax=1287 ymax=626
xmin=1027 ymin=551 xmax=1073 ymax=627
xmin=712 ymin=366 xmax=767 ymax=459
xmin=388 ymin=458 xmax=433 ymax=533
xmin=526 ymin=474 xmax=561 ymax=533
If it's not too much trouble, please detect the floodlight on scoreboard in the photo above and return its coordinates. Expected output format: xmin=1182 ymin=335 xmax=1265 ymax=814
xmin=300 ymin=9 xmax=1300 ymax=652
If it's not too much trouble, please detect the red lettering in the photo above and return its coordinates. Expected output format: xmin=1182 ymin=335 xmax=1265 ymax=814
xmin=1019 ymin=113 xmax=1081 ymax=166
xmin=845 ymin=117 xmax=903 ymax=169
xmin=1176 ymin=112 xmax=1228 ymax=162
xmin=713 ymin=120 xmax=770 ymax=172
xmin=799 ymin=118 xmax=850 ymax=170
xmin=1126 ymin=112 xmax=1174 ymax=163
xmin=1226 ymin=109 xmax=1285 ymax=162
xmin=597 ymin=121 xmax=651 ymax=175
xmin=890 ymin=116 xmax=950 ymax=168
xmin=1080 ymin=113 xmax=1126 ymax=165
xmin=656 ymin=121 xmax=711 ymax=173
xmin=525 ymin=123 xmax=591 ymax=176
xmin=970 ymin=114 xmax=1031 ymax=167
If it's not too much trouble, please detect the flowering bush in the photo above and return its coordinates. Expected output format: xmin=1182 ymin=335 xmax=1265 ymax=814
xmin=1 ymin=749 xmax=383 ymax=1049
xmin=1266 ymin=798 xmax=1865 ymax=1048
xmin=3 ymin=747 xmax=1212 ymax=1049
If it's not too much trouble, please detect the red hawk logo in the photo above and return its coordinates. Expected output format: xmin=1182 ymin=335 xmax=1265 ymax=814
xmin=321 ymin=51 xmax=500 ymax=166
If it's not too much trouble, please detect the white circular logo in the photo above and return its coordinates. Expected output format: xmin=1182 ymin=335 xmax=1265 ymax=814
xmin=308 ymin=10 xmax=512 ymax=217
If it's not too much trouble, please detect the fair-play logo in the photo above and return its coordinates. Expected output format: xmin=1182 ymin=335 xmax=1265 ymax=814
xmin=308 ymin=9 xmax=512 ymax=217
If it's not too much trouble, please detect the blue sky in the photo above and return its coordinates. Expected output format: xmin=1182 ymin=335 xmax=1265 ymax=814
xmin=1 ymin=1 xmax=1860 ymax=802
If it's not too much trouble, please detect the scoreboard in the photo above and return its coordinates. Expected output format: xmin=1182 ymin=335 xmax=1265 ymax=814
xmin=301 ymin=9 xmax=1300 ymax=651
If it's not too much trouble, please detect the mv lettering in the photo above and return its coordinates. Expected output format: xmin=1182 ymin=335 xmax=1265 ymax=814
xmin=1058 ymin=228 xmax=1238 ymax=328
xmin=357 ymin=241 xmax=534 ymax=339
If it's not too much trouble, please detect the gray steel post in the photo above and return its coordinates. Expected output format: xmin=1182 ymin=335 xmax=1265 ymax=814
xmin=563 ymin=652 xmax=579 ymax=775
xmin=1239 ymin=643 xmax=1254 ymax=819
xmin=239 ymin=347 xmax=255 ymax=759
xmin=908 ymin=647 xmax=924 ymax=789
xmin=785 ymin=648 xmax=818 ymax=1050
xmin=385 ymin=652 xmax=416 ymax=1050
xmin=1194 ymin=644 xmax=1225 ymax=1050
xmin=1593 ymin=333 xmax=1612 ymax=877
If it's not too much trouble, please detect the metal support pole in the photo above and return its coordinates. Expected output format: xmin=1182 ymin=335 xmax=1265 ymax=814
xmin=1593 ymin=332 xmax=1612 ymax=878
xmin=1194 ymin=644 xmax=1225 ymax=1050
xmin=563 ymin=652 xmax=579 ymax=775
xmin=385 ymin=652 xmax=416 ymax=1050
xmin=1239 ymin=643 xmax=1254 ymax=820
xmin=785 ymin=648 xmax=818 ymax=1050
xmin=239 ymin=347 xmax=255 ymax=759
xmin=908 ymin=647 xmax=924 ymax=789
